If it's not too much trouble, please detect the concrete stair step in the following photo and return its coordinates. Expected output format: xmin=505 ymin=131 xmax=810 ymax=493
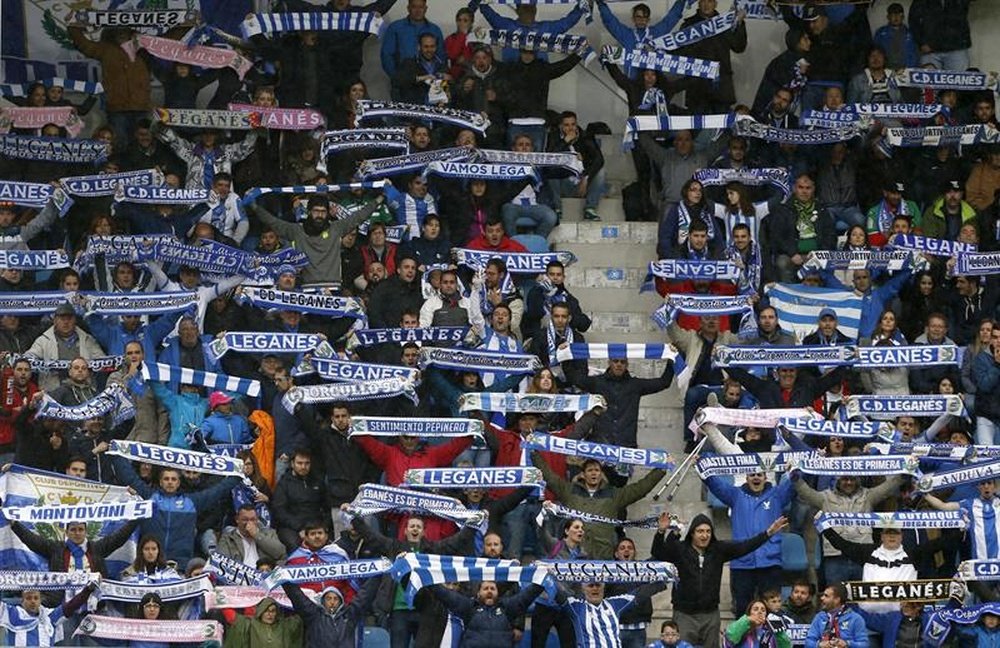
xmin=565 ymin=244 xmax=657 ymax=268
xmin=558 ymin=196 xmax=626 ymax=223
xmin=550 ymin=221 xmax=658 ymax=245
xmin=588 ymin=311 xmax=660 ymax=334
xmin=572 ymin=287 xmax=661 ymax=313
xmin=564 ymin=266 xmax=650 ymax=290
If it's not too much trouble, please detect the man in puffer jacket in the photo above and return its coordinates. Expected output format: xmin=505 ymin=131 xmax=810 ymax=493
xmin=110 ymin=455 xmax=241 ymax=568
xmin=429 ymin=581 xmax=545 ymax=647
xmin=281 ymin=577 xmax=381 ymax=648
xmin=651 ymin=512 xmax=788 ymax=648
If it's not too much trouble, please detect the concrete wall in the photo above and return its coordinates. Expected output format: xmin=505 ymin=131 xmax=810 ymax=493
xmin=357 ymin=0 xmax=1000 ymax=133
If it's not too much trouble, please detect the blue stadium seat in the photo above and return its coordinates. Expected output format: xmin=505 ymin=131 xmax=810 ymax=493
xmin=781 ymin=532 xmax=808 ymax=572
xmin=512 ymin=234 xmax=550 ymax=254
xmin=363 ymin=627 xmax=391 ymax=648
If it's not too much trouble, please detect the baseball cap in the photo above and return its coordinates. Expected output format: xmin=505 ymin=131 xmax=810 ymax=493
xmin=209 ymin=391 xmax=233 ymax=409
xmin=54 ymin=303 xmax=76 ymax=317
xmin=943 ymin=179 xmax=963 ymax=193
xmin=819 ymin=308 xmax=837 ymax=320
xmin=802 ymin=3 xmax=825 ymax=21
xmin=884 ymin=180 xmax=906 ymax=194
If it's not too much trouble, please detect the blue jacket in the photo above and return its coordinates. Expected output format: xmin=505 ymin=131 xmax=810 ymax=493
xmin=823 ymin=267 xmax=912 ymax=340
xmin=476 ymin=2 xmax=584 ymax=62
xmin=805 ymin=607 xmax=869 ymax=648
xmin=647 ymin=642 xmax=694 ymax=648
xmin=704 ymin=477 xmax=793 ymax=570
xmin=380 ymin=17 xmax=445 ymax=75
xmin=201 ymin=410 xmax=252 ymax=445
xmin=857 ymin=608 xmax=930 ymax=648
xmin=974 ymin=349 xmax=1000 ymax=421
xmin=111 ymin=455 xmax=239 ymax=568
xmin=598 ymin=0 xmax=685 ymax=50
xmin=151 ymin=382 xmax=208 ymax=448
xmin=872 ymin=24 xmax=919 ymax=68
xmin=156 ymin=335 xmax=221 ymax=391
xmin=960 ymin=624 xmax=1000 ymax=648
xmin=86 ymin=310 xmax=181 ymax=357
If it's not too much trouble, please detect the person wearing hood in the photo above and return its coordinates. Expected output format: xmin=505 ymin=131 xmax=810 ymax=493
xmin=752 ymin=27 xmax=811 ymax=115
xmin=222 ymin=596 xmax=303 ymax=648
xmin=700 ymin=420 xmax=796 ymax=616
xmin=281 ymin=577 xmax=379 ymax=648
xmin=429 ymin=580 xmax=546 ymax=647
xmin=200 ymin=391 xmax=254 ymax=446
xmin=651 ymin=511 xmax=789 ymax=648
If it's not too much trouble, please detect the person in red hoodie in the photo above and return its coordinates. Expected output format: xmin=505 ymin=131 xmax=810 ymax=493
xmin=482 ymin=406 xmax=601 ymax=560
xmin=445 ymin=7 xmax=475 ymax=80
xmin=284 ymin=520 xmax=356 ymax=604
xmin=353 ymin=432 xmax=473 ymax=541
xmin=0 ymin=356 xmax=38 ymax=463
xmin=465 ymin=218 xmax=528 ymax=253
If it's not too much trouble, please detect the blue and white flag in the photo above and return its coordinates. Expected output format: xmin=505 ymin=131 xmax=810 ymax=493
xmin=240 ymin=11 xmax=383 ymax=38
xmin=206 ymin=332 xmax=326 ymax=361
xmin=356 ymin=100 xmax=490 ymax=133
xmin=0 ymin=465 xmax=139 ymax=575
xmin=35 ymin=383 xmax=135 ymax=427
xmin=712 ymin=344 xmax=856 ymax=368
xmin=843 ymin=394 xmax=967 ymax=420
xmin=141 ymin=362 xmax=261 ymax=397
xmin=114 ymin=185 xmax=211 ymax=205
xmin=555 ymin=343 xmax=679 ymax=362
xmin=453 ymin=248 xmax=577 ymax=273
xmin=765 ymin=283 xmax=863 ymax=342
xmin=81 ymin=291 xmax=200 ymax=316
xmin=107 ymin=440 xmax=245 ymax=477
xmin=644 ymin=259 xmax=741 ymax=287
xmin=348 ymin=484 xmax=487 ymax=529
xmin=895 ymin=68 xmax=998 ymax=91
xmin=889 ymin=233 xmax=976 ymax=256
xmin=790 ymin=454 xmax=921 ymax=477
xmin=522 ymin=431 xmax=675 ymax=470
xmin=458 ymin=392 xmax=606 ymax=413
xmin=61 ymin=169 xmax=162 ymax=197
xmin=418 ymin=347 xmax=540 ymax=375
xmin=652 ymin=294 xmax=754 ymax=330
xmin=281 ymin=378 xmax=417 ymax=413
xmin=916 ymin=458 xmax=1000 ymax=493
xmin=0 ymin=134 xmax=109 ymax=164
xmin=350 ymin=417 xmax=484 ymax=439
xmin=237 ymin=287 xmax=366 ymax=319
xmin=295 ymin=356 xmax=419 ymax=384
xmin=779 ymin=418 xmax=889 ymax=439
xmin=0 ymin=249 xmax=69 ymax=270
xmin=651 ymin=10 xmax=737 ymax=50
xmin=622 ymin=113 xmax=734 ymax=149
xmin=539 ymin=560 xmax=678 ymax=583
xmin=261 ymin=559 xmax=392 ymax=590
xmin=814 ymin=511 xmax=968 ymax=532
xmin=2 ymin=500 xmax=153 ymax=523
xmin=403 ymin=467 xmax=542 ymax=489
xmin=693 ymin=167 xmax=792 ymax=198
xmin=390 ymin=553 xmax=551 ymax=606
xmin=349 ymin=326 xmax=468 ymax=349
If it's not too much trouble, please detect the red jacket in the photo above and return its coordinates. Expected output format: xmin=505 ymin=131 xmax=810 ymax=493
xmin=489 ymin=423 xmax=575 ymax=501
xmin=445 ymin=32 xmax=473 ymax=80
xmin=285 ymin=543 xmax=354 ymax=602
xmin=465 ymin=236 xmax=528 ymax=253
xmin=0 ymin=375 xmax=37 ymax=450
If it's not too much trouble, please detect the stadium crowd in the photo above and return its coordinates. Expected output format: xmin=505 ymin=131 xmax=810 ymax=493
xmin=0 ymin=0 xmax=1000 ymax=646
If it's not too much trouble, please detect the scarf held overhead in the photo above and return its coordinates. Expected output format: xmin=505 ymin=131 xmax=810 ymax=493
xmin=106 ymin=440 xmax=245 ymax=477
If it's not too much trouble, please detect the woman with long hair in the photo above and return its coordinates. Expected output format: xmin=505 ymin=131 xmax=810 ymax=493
xmin=532 ymin=512 xmax=586 ymax=648
xmin=724 ymin=599 xmax=791 ymax=648
xmin=525 ymin=367 xmax=574 ymax=430
xmin=658 ymin=179 xmax=719 ymax=258
xmin=900 ymin=271 xmax=946 ymax=342
xmin=868 ymin=309 xmax=907 ymax=345
xmin=962 ymin=319 xmax=994 ymax=415
xmin=230 ymin=449 xmax=272 ymax=528
xmin=121 ymin=535 xmax=180 ymax=583
xmin=712 ymin=181 xmax=771 ymax=248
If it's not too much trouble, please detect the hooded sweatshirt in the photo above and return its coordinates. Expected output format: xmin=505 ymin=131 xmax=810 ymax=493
xmin=222 ymin=597 xmax=303 ymax=648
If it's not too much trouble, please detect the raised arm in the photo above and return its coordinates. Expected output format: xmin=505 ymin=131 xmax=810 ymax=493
xmin=821 ymin=527 xmax=875 ymax=565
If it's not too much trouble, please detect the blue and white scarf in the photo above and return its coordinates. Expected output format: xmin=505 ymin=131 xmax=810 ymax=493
xmin=0 ymin=571 xmax=95 ymax=590
xmin=418 ymin=346 xmax=540 ymax=375
xmin=651 ymin=10 xmax=738 ymax=50
xmin=77 ymin=8 xmax=196 ymax=30
xmin=35 ymin=383 xmax=135 ymax=426
xmin=644 ymin=259 xmax=742 ymax=288
xmin=261 ymin=559 xmax=392 ymax=590
xmin=802 ymin=104 xmax=942 ymax=127
xmin=457 ymin=392 xmax=606 ymax=413
xmin=25 ymin=356 xmax=123 ymax=375
xmin=0 ymin=181 xmax=73 ymax=215
xmin=348 ymin=484 xmax=487 ymax=529
xmin=602 ymin=46 xmax=719 ymax=80
xmin=857 ymin=345 xmax=959 ymax=368
xmin=281 ymin=378 xmax=417 ymax=412
xmin=540 ymin=560 xmax=678 ymax=583
xmin=798 ymin=250 xmax=911 ymax=278
xmin=695 ymin=406 xmax=821 ymax=429
xmin=0 ymin=249 xmax=69 ymax=270
xmin=478 ymin=149 xmax=585 ymax=176
xmin=711 ymin=344 xmax=856 ymax=368
xmin=0 ymin=78 xmax=103 ymax=98
xmin=1 ymin=500 xmax=153 ymax=524
xmin=673 ymin=202 xmax=718 ymax=246
xmin=81 ymin=291 xmax=200 ymax=315
xmin=652 ymin=294 xmax=754 ymax=331
xmin=142 ymin=362 xmax=261 ymax=397
xmin=317 ymin=129 xmax=408 ymax=169
xmin=356 ymin=100 xmax=490 ymax=133
xmin=60 ymin=169 xmax=162 ymax=197
xmin=779 ymin=418 xmax=889 ymax=439
xmin=957 ymin=563 xmax=1000 ymax=582
xmin=542 ymin=501 xmax=661 ymax=530
xmin=622 ymin=113 xmax=734 ymax=149
xmin=791 ymin=454 xmax=921 ymax=477
xmin=814 ymin=511 xmax=968 ymax=532
xmin=884 ymin=124 xmax=1000 ymax=148
xmin=350 ymin=416 xmax=484 ymax=438
xmin=726 ymin=241 xmax=762 ymax=296
xmin=474 ymin=28 xmax=594 ymax=63
xmin=926 ymin=603 xmax=1000 ymax=647
xmin=106 ymin=439 xmax=245 ymax=477
xmin=206 ymin=332 xmax=325 ymax=361
xmin=0 ymin=292 xmax=79 ymax=314
xmin=236 ymin=286 xmax=366 ymax=319
xmin=0 ymin=134 xmax=109 ymax=164
xmin=916 ymin=458 xmax=1000 ymax=494
xmin=75 ymin=235 xmax=178 ymax=271
xmin=403 ymin=466 xmax=542 ymax=489
xmin=953 ymin=252 xmax=1000 ymax=277
xmin=294 ymin=356 xmax=419 ymax=383
xmin=453 ymin=249 xmax=577 ymax=273
xmin=696 ymin=452 xmax=813 ymax=478
xmin=424 ymin=160 xmax=538 ymax=184
xmin=895 ymin=68 xmax=998 ymax=91
xmin=207 ymin=552 xmax=264 ymax=586
xmin=842 ymin=394 xmax=967 ymax=420
xmin=135 ymin=238 xmax=264 ymax=279
xmin=554 ymin=343 xmax=680 ymax=362
xmin=870 ymin=443 xmax=1000 ymax=461
xmin=98 ymin=575 xmax=214 ymax=603
xmin=889 ymin=233 xmax=976 ymax=256
xmin=693 ymin=167 xmax=792 ymax=198
xmin=357 ymin=147 xmax=477 ymax=179
xmin=114 ymin=185 xmax=211 ymax=205
xmin=240 ymin=11 xmax=383 ymax=38
xmin=390 ymin=553 xmax=551 ymax=606
xmin=349 ymin=326 xmax=468 ymax=348
xmin=733 ymin=117 xmax=866 ymax=145
xmin=522 ymin=431 xmax=675 ymax=470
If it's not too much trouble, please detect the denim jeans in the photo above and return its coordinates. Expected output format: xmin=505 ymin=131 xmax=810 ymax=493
xmin=107 ymin=110 xmax=148 ymax=152
xmin=619 ymin=628 xmax=648 ymax=648
xmin=544 ymin=169 xmax=608 ymax=211
xmin=823 ymin=555 xmax=863 ymax=588
xmin=977 ymin=417 xmax=999 ymax=445
xmin=921 ymin=49 xmax=971 ymax=71
xmin=826 ymin=205 xmax=866 ymax=232
xmin=389 ymin=609 xmax=420 ymax=648
xmin=530 ymin=605 xmax=575 ymax=648
xmin=501 ymin=203 xmax=558 ymax=238
xmin=502 ymin=500 xmax=541 ymax=560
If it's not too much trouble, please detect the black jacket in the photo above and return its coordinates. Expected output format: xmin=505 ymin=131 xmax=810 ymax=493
xmin=495 ymin=55 xmax=580 ymax=119
xmin=271 ymin=469 xmax=331 ymax=534
xmin=296 ymin=406 xmax=380 ymax=506
xmin=367 ymin=275 xmax=424 ymax=329
xmin=726 ymin=366 xmax=847 ymax=409
xmin=909 ymin=0 xmax=973 ymax=53
xmin=283 ymin=576 xmax=381 ymax=648
xmin=547 ymin=129 xmax=604 ymax=180
xmin=650 ymin=513 xmax=768 ymax=613
xmin=430 ymin=583 xmax=544 ymax=647
xmin=522 ymin=284 xmax=592 ymax=351
xmin=760 ymin=201 xmax=836 ymax=281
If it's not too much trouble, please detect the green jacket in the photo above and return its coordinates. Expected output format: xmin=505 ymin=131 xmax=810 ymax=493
xmin=532 ymin=453 xmax=665 ymax=558
xmin=920 ymin=197 xmax=977 ymax=241
xmin=724 ymin=615 xmax=792 ymax=648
